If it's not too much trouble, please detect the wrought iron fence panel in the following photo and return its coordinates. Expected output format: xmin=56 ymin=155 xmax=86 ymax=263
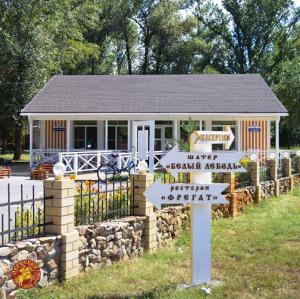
xmin=0 ymin=184 xmax=52 ymax=246
xmin=75 ymin=174 xmax=132 ymax=225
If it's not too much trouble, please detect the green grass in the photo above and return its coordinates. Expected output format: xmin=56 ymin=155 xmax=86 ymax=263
xmin=20 ymin=189 xmax=300 ymax=299
xmin=0 ymin=151 xmax=29 ymax=162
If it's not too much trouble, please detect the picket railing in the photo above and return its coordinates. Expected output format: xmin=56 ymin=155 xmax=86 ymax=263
xmin=32 ymin=148 xmax=298 ymax=176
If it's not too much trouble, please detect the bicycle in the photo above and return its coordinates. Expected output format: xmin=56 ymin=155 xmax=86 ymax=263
xmin=96 ymin=148 xmax=137 ymax=183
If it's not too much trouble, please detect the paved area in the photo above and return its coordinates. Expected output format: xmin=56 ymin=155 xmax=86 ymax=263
xmin=0 ymin=177 xmax=43 ymax=234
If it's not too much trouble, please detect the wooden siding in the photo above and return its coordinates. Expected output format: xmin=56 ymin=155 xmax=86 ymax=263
xmin=240 ymin=120 xmax=269 ymax=156
xmin=45 ymin=120 xmax=66 ymax=149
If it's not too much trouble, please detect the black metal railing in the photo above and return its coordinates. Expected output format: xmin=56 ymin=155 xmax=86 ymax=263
xmin=75 ymin=174 xmax=132 ymax=225
xmin=291 ymin=154 xmax=298 ymax=174
xmin=0 ymin=184 xmax=52 ymax=246
xmin=278 ymin=161 xmax=284 ymax=178
xmin=235 ymin=169 xmax=251 ymax=188
xmin=260 ymin=162 xmax=271 ymax=182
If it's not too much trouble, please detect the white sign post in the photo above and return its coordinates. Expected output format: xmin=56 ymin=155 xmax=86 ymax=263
xmin=144 ymin=129 xmax=246 ymax=286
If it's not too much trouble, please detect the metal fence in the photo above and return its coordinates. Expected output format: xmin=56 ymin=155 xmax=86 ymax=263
xmin=0 ymin=184 xmax=52 ymax=246
xmin=260 ymin=161 xmax=271 ymax=182
xmin=154 ymin=171 xmax=190 ymax=184
xmin=235 ymin=169 xmax=251 ymax=188
xmin=291 ymin=153 xmax=298 ymax=174
xmin=75 ymin=175 xmax=133 ymax=226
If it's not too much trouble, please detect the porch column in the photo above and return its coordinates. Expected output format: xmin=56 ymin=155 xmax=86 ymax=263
xmin=127 ymin=120 xmax=131 ymax=151
xmin=66 ymin=119 xmax=71 ymax=151
xmin=29 ymin=117 xmax=33 ymax=168
xmin=149 ymin=120 xmax=155 ymax=173
xmin=40 ymin=120 xmax=45 ymax=149
xmin=275 ymin=119 xmax=280 ymax=160
xmin=206 ymin=120 xmax=212 ymax=131
xmin=105 ymin=120 xmax=108 ymax=150
xmin=173 ymin=120 xmax=178 ymax=145
xmin=237 ymin=120 xmax=241 ymax=151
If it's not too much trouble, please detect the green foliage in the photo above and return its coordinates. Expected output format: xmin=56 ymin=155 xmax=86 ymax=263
xmin=75 ymin=180 xmax=132 ymax=224
xmin=1 ymin=0 xmax=300 ymax=149
xmin=177 ymin=118 xmax=199 ymax=151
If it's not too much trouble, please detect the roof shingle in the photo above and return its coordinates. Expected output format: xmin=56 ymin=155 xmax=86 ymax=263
xmin=21 ymin=74 xmax=287 ymax=114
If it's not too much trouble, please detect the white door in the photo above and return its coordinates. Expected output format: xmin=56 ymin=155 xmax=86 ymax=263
xmin=132 ymin=121 xmax=155 ymax=173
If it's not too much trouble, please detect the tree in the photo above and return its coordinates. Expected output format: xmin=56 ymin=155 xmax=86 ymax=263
xmin=194 ymin=0 xmax=300 ymax=75
xmin=0 ymin=0 xmax=62 ymax=159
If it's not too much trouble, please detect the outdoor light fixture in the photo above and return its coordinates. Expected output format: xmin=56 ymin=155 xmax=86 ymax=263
xmin=53 ymin=162 xmax=66 ymax=180
xmin=283 ymin=152 xmax=289 ymax=159
xmin=269 ymin=153 xmax=276 ymax=159
xmin=296 ymin=151 xmax=300 ymax=157
xmin=250 ymin=154 xmax=257 ymax=161
xmin=137 ymin=160 xmax=148 ymax=175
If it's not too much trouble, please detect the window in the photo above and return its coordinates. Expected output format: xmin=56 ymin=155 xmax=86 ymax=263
xmin=108 ymin=121 xmax=128 ymax=150
xmin=74 ymin=121 xmax=97 ymax=150
xmin=154 ymin=121 xmax=173 ymax=151
xmin=212 ymin=121 xmax=236 ymax=151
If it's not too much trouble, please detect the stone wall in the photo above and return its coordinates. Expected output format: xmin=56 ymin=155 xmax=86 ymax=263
xmin=293 ymin=174 xmax=300 ymax=186
xmin=261 ymin=181 xmax=276 ymax=199
xmin=0 ymin=235 xmax=61 ymax=298
xmin=279 ymin=177 xmax=291 ymax=194
xmin=229 ymin=186 xmax=256 ymax=214
xmin=76 ymin=216 xmax=146 ymax=271
xmin=156 ymin=206 xmax=189 ymax=247
xmin=212 ymin=202 xmax=231 ymax=220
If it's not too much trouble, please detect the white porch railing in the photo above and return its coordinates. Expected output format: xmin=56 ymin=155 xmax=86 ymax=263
xmin=32 ymin=148 xmax=298 ymax=174
xmin=57 ymin=150 xmax=167 ymax=174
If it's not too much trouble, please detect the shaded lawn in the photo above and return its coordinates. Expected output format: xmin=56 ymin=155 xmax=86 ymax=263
xmin=20 ymin=188 xmax=300 ymax=299
xmin=0 ymin=152 xmax=29 ymax=163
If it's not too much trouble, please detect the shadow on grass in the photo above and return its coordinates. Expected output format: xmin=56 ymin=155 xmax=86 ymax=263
xmin=86 ymin=284 xmax=177 ymax=299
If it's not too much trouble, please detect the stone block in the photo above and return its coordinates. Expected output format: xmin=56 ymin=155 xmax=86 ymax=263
xmin=53 ymin=215 xmax=74 ymax=226
xmin=52 ymin=197 xmax=74 ymax=208
xmin=46 ymin=206 xmax=70 ymax=217
xmin=61 ymin=267 xmax=79 ymax=280
xmin=52 ymin=189 xmax=74 ymax=199
xmin=45 ymin=224 xmax=69 ymax=235
xmin=52 ymin=179 xmax=75 ymax=190
xmin=61 ymin=250 xmax=79 ymax=262
xmin=62 ymin=231 xmax=79 ymax=244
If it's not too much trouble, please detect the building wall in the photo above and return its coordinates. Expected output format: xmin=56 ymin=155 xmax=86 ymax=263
xmin=43 ymin=119 xmax=270 ymax=153
xmin=45 ymin=120 xmax=66 ymax=149
xmin=240 ymin=120 xmax=269 ymax=154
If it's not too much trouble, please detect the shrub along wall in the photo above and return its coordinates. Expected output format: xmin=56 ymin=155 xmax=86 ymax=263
xmin=0 ymin=236 xmax=61 ymax=298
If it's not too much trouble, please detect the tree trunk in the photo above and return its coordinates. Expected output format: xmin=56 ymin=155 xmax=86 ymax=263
xmin=13 ymin=122 xmax=23 ymax=160
xmin=1 ymin=138 xmax=6 ymax=155
xmin=123 ymin=29 xmax=132 ymax=75
xmin=142 ymin=33 xmax=151 ymax=74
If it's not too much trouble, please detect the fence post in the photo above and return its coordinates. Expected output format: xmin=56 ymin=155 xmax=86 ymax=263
xmin=283 ymin=157 xmax=293 ymax=190
xmin=223 ymin=173 xmax=235 ymax=193
xmin=131 ymin=173 xmax=157 ymax=252
xmin=44 ymin=179 xmax=79 ymax=280
xmin=249 ymin=160 xmax=261 ymax=203
xmin=230 ymin=193 xmax=238 ymax=218
xmin=267 ymin=158 xmax=279 ymax=197
xmin=297 ymin=155 xmax=300 ymax=174
xmin=74 ymin=153 xmax=78 ymax=177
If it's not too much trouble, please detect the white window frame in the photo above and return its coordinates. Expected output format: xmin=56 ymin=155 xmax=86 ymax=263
xmin=73 ymin=121 xmax=98 ymax=150
xmin=108 ymin=121 xmax=128 ymax=150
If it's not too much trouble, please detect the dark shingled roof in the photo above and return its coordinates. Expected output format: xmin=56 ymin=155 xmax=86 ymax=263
xmin=21 ymin=74 xmax=287 ymax=114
